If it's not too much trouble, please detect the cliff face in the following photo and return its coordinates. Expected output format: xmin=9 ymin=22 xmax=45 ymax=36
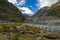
xmin=33 ymin=6 xmax=49 ymax=17
xmin=0 ymin=0 xmax=25 ymax=22
xmin=32 ymin=6 xmax=49 ymax=21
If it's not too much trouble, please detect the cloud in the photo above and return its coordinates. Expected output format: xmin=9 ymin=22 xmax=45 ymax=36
xmin=8 ymin=0 xmax=17 ymax=4
xmin=17 ymin=0 xmax=26 ymax=6
xmin=8 ymin=0 xmax=26 ymax=6
xmin=18 ymin=7 xmax=34 ymax=16
xmin=8 ymin=0 xmax=33 ymax=16
xmin=37 ymin=0 xmax=59 ymax=8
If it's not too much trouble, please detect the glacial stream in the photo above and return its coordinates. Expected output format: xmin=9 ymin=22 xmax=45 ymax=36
xmin=23 ymin=23 xmax=60 ymax=34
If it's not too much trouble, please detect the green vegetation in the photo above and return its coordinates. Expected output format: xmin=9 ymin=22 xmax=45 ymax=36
xmin=47 ymin=2 xmax=60 ymax=17
xmin=0 ymin=37 xmax=7 ymax=40
xmin=48 ymin=7 xmax=60 ymax=17
xmin=0 ymin=0 xmax=25 ymax=22
xmin=0 ymin=23 xmax=59 ymax=40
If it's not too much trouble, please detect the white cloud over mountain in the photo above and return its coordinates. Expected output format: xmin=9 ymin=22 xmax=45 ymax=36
xmin=8 ymin=0 xmax=59 ymax=16
xmin=8 ymin=0 xmax=31 ymax=15
xmin=17 ymin=0 xmax=26 ymax=6
xmin=18 ymin=7 xmax=34 ymax=16
xmin=8 ymin=0 xmax=26 ymax=6
xmin=8 ymin=0 xmax=17 ymax=4
xmin=37 ymin=0 xmax=59 ymax=8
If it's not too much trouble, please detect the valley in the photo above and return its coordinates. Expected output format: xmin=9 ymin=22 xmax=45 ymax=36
xmin=0 ymin=0 xmax=60 ymax=40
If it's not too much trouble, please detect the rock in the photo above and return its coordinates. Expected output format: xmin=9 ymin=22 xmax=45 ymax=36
xmin=43 ymin=32 xmax=59 ymax=39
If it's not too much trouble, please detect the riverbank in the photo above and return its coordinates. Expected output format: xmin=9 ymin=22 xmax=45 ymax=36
xmin=0 ymin=24 xmax=59 ymax=40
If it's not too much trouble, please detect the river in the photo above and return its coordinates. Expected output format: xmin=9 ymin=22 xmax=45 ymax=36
xmin=23 ymin=23 xmax=60 ymax=33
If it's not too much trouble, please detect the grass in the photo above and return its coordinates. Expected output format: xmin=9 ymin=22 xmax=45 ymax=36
xmin=0 ymin=37 xmax=7 ymax=40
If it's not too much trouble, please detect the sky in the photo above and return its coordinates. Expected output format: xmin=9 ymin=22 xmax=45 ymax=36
xmin=8 ymin=0 xmax=59 ymax=16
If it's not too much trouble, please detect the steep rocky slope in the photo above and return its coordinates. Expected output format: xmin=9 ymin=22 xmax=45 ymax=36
xmin=0 ymin=0 xmax=25 ymax=22
xmin=33 ymin=6 xmax=49 ymax=19
xmin=30 ymin=6 xmax=49 ymax=22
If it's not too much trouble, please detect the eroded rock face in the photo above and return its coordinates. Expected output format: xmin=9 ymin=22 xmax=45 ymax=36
xmin=32 ymin=6 xmax=49 ymax=21
xmin=33 ymin=6 xmax=49 ymax=17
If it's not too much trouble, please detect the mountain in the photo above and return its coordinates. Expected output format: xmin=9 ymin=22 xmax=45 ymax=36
xmin=23 ymin=13 xmax=31 ymax=18
xmin=32 ymin=6 xmax=49 ymax=21
xmin=47 ymin=1 xmax=60 ymax=17
xmin=33 ymin=6 xmax=49 ymax=17
xmin=30 ymin=1 xmax=60 ymax=23
xmin=32 ymin=1 xmax=60 ymax=20
xmin=0 ymin=0 xmax=25 ymax=22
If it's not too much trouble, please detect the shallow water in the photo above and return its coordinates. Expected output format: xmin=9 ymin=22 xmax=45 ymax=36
xmin=24 ymin=23 xmax=60 ymax=33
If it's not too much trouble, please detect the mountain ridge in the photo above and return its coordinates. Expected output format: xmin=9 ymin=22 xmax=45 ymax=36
xmin=47 ymin=1 xmax=60 ymax=17
xmin=0 ymin=0 xmax=25 ymax=22
xmin=32 ymin=1 xmax=60 ymax=20
xmin=26 ymin=1 xmax=60 ymax=23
